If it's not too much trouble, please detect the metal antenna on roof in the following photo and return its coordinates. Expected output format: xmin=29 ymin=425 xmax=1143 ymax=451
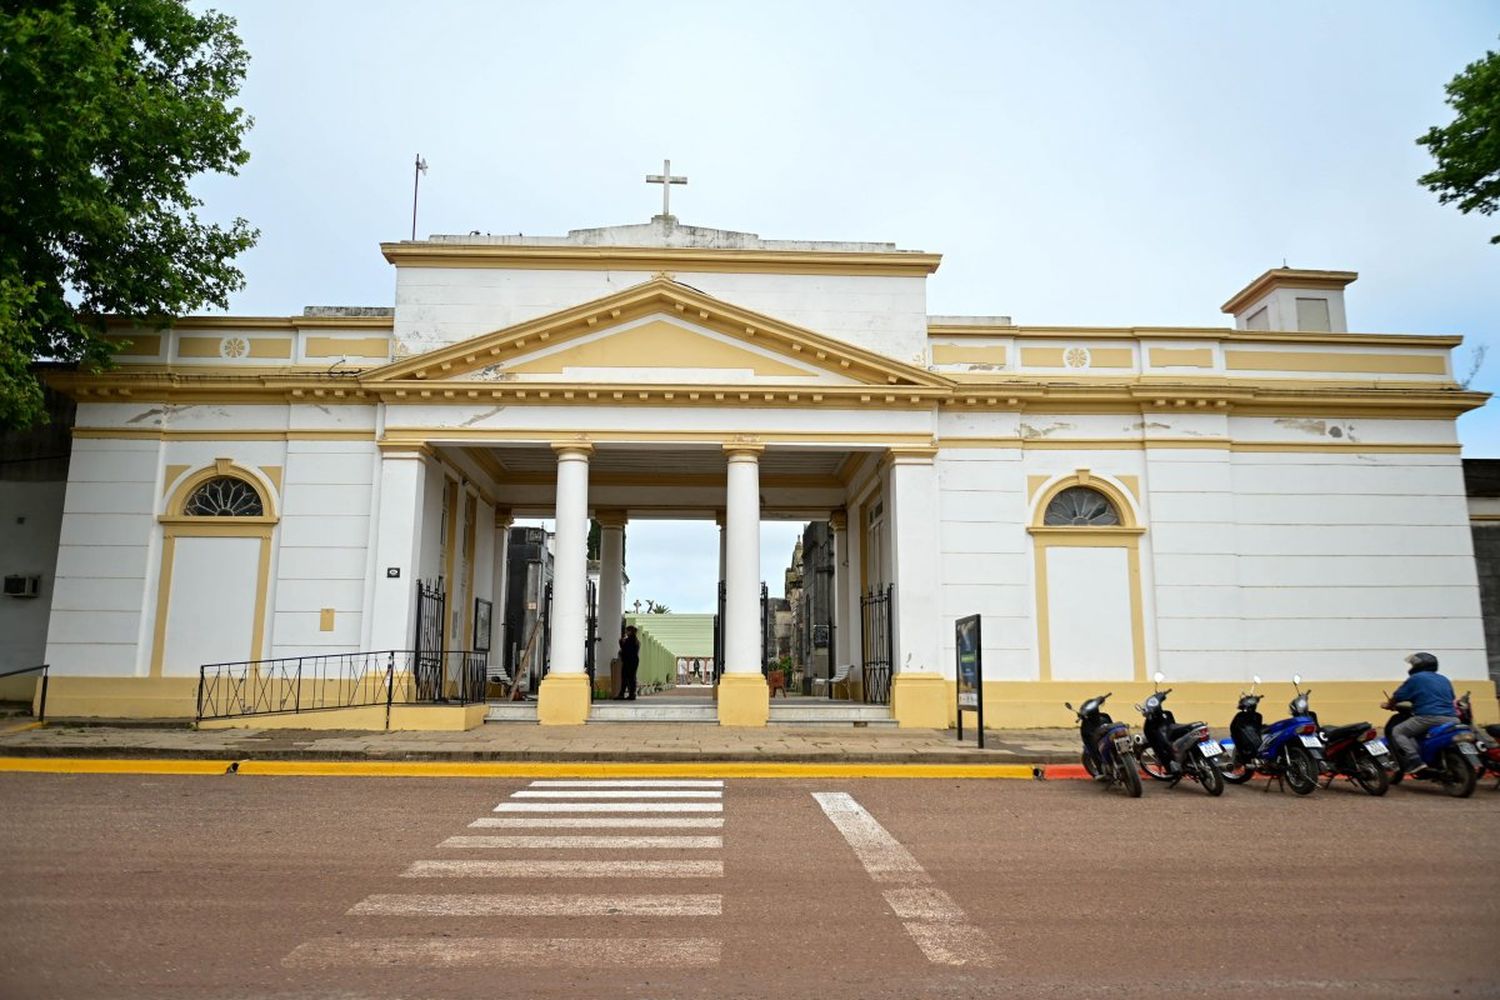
xmin=411 ymin=154 xmax=428 ymax=241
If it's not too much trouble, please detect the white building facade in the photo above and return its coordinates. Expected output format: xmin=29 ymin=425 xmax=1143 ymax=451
xmin=28 ymin=219 xmax=1495 ymax=728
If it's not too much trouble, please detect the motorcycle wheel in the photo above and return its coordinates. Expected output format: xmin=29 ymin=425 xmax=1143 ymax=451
xmin=1220 ymin=759 xmax=1254 ymax=785
xmin=1196 ymin=756 xmax=1224 ymax=796
xmin=1081 ymin=751 xmax=1099 ymax=778
xmin=1118 ymin=753 xmax=1143 ymax=798
xmin=1440 ymin=748 xmax=1477 ymax=799
xmin=1353 ymin=752 xmax=1389 ymax=797
xmin=1283 ymin=745 xmax=1319 ymax=795
xmin=1137 ymin=747 xmax=1174 ymax=782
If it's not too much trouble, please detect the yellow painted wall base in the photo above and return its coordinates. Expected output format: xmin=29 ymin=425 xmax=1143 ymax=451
xmin=716 ymin=673 xmax=769 ymax=727
xmin=197 ymin=703 xmax=487 ymax=732
xmin=950 ymin=679 xmax=1500 ymax=729
xmin=890 ymin=672 xmax=950 ymax=729
xmin=40 ymin=676 xmax=199 ymax=719
xmin=0 ymin=676 xmax=40 ymax=703
xmin=537 ymin=672 xmax=592 ymax=725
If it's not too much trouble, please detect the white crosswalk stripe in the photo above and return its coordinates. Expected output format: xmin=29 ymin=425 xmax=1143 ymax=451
xmin=403 ymin=859 xmax=723 ymax=879
xmin=439 ymin=834 xmax=722 ymax=849
xmin=470 ymin=816 xmax=724 ymax=829
xmin=284 ymin=776 xmax=730 ymax=970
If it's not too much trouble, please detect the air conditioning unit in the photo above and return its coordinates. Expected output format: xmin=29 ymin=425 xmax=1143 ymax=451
xmin=3 ymin=575 xmax=41 ymax=598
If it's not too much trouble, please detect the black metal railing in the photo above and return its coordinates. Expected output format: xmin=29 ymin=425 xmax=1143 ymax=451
xmin=860 ymin=584 xmax=894 ymax=705
xmin=0 ymin=664 xmax=49 ymax=722
xmin=195 ymin=649 xmax=489 ymax=723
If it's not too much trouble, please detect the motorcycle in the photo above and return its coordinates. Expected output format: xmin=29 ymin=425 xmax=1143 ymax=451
xmin=1301 ymin=686 xmax=1390 ymax=796
xmin=1219 ymin=674 xmax=1325 ymax=795
xmin=1134 ymin=671 xmax=1228 ymax=796
xmin=1065 ymin=692 xmax=1142 ymax=798
xmin=1385 ymin=696 xmax=1481 ymax=798
xmin=1456 ymin=691 xmax=1500 ymax=788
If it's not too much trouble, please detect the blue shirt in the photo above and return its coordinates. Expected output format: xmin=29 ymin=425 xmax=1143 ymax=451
xmin=1391 ymin=671 xmax=1456 ymax=718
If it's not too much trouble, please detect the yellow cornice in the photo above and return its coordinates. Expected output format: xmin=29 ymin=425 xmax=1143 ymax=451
xmin=379 ymin=242 xmax=942 ymax=277
xmin=364 ymin=276 xmax=949 ymax=389
xmin=1221 ymin=268 xmax=1358 ymax=315
xmin=926 ymin=322 xmax=1461 ymax=349
xmin=105 ymin=315 xmax=393 ymax=331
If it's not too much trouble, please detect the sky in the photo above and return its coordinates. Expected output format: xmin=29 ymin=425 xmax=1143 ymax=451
xmin=190 ymin=1 xmax=1500 ymax=612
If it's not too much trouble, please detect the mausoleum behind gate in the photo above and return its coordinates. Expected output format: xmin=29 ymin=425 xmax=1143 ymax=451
xmin=16 ymin=214 xmax=1496 ymax=727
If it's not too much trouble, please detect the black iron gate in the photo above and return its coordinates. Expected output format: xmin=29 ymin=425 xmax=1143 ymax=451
xmin=585 ymin=579 xmax=597 ymax=697
xmin=413 ymin=579 xmax=445 ymax=701
xmin=712 ymin=580 xmax=725 ymax=683
xmin=860 ymin=584 xmax=893 ymax=705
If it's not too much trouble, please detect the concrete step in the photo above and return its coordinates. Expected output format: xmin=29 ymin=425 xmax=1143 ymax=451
xmin=484 ymin=703 xmax=539 ymax=723
xmin=768 ymin=701 xmax=897 ymax=728
xmin=587 ymin=702 xmax=718 ymax=724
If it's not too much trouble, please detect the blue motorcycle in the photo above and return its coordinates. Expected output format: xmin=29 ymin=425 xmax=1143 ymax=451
xmin=1066 ymin=693 xmax=1143 ymax=798
xmin=1385 ymin=696 xmax=1480 ymax=798
xmin=1220 ymin=674 xmax=1325 ymax=795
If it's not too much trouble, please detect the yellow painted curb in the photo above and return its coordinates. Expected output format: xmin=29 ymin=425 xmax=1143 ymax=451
xmin=0 ymin=758 xmax=234 ymax=775
xmin=0 ymin=758 xmax=1038 ymax=780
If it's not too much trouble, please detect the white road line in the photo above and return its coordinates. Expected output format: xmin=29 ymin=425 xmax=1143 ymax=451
xmin=813 ymin=791 xmax=996 ymax=967
xmin=809 ymin=792 xmax=930 ymax=885
xmin=494 ymin=801 xmax=722 ymax=813
xmin=284 ymin=937 xmax=722 ymax=968
xmin=440 ymin=834 xmax=722 ymax=850
xmin=349 ymin=893 xmax=722 ymax=917
xmin=403 ymin=860 xmax=723 ymax=879
xmin=470 ymin=817 xmax=724 ymax=829
xmin=511 ymin=789 xmax=722 ymax=799
xmin=527 ymin=780 xmax=725 ymax=788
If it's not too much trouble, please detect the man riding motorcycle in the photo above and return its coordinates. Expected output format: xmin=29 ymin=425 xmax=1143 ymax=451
xmin=1381 ymin=652 xmax=1459 ymax=778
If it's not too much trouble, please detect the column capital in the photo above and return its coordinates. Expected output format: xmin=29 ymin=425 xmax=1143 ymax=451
xmin=723 ymin=442 xmax=765 ymax=459
xmin=828 ymin=508 xmax=848 ymax=531
xmin=494 ymin=507 xmax=514 ymax=530
xmin=594 ymin=508 xmax=628 ymax=529
xmin=552 ymin=441 xmax=595 ymax=460
xmin=887 ymin=445 xmax=938 ymax=465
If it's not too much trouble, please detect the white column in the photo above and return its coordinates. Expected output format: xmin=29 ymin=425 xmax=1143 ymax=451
xmin=594 ymin=509 xmax=626 ymax=692
xmin=830 ymin=508 xmax=850 ymax=667
xmin=547 ymin=445 xmax=591 ymax=675
xmin=490 ymin=509 xmax=512 ymax=669
xmin=369 ymin=450 xmax=428 ymax=651
xmin=886 ymin=449 xmax=948 ymax=727
xmin=723 ymin=447 xmax=762 ymax=674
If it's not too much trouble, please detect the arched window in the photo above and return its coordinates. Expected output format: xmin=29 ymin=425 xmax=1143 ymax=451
xmin=1042 ymin=486 xmax=1120 ymax=527
xmin=182 ymin=476 xmax=265 ymax=517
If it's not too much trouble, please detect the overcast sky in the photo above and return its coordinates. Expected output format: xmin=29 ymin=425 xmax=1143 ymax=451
xmin=192 ymin=1 xmax=1499 ymax=611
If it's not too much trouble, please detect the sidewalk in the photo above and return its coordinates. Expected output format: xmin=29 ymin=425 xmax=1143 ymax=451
xmin=0 ymin=721 xmax=1079 ymax=766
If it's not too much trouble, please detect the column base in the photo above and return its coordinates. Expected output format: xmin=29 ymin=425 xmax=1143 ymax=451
xmin=716 ymin=673 xmax=769 ymax=727
xmin=890 ymin=672 xmax=949 ymax=729
xmin=537 ymin=672 xmax=592 ymax=726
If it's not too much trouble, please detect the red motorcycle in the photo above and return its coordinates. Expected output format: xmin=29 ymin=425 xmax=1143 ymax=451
xmin=1456 ymin=691 xmax=1500 ymax=789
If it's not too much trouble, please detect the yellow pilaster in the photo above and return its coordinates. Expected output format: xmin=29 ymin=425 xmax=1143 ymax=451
xmin=536 ymin=672 xmax=592 ymax=725
xmin=716 ymin=672 xmax=769 ymax=727
xmin=890 ymin=672 xmax=950 ymax=729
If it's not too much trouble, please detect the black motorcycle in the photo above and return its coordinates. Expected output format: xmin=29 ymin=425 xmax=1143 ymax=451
xmin=1303 ymin=686 xmax=1390 ymax=796
xmin=1134 ymin=671 xmax=1228 ymax=796
xmin=1065 ymin=693 xmax=1142 ymax=798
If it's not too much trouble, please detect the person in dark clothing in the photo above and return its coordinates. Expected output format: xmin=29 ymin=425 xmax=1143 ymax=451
xmin=618 ymin=626 xmax=640 ymax=700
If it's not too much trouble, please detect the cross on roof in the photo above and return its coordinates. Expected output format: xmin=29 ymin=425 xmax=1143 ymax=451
xmin=645 ymin=158 xmax=687 ymax=219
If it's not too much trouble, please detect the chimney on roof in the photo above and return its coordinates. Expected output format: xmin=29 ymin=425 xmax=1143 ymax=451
xmin=1221 ymin=268 xmax=1357 ymax=333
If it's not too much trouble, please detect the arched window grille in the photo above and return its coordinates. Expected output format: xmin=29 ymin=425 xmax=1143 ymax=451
xmin=182 ymin=476 xmax=265 ymax=517
xmin=1042 ymin=486 xmax=1121 ymax=527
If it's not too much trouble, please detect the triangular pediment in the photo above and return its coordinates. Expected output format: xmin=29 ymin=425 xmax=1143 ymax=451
xmin=363 ymin=277 xmax=948 ymax=388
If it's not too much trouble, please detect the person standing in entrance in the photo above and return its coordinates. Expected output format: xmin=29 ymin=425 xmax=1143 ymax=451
xmin=618 ymin=625 xmax=640 ymax=700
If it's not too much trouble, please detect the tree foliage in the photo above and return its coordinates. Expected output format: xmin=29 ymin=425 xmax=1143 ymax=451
xmin=1417 ymin=41 xmax=1500 ymax=244
xmin=0 ymin=0 xmax=258 ymax=427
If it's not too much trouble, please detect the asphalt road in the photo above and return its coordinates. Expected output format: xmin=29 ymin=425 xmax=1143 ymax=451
xmin=0 ymin=770 xmax=1497 ymax=999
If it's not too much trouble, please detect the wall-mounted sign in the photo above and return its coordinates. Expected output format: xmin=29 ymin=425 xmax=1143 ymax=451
xmin=386 ymin=567 xmax=401 ymax=578
xmin=955 ymin=614 xmax=984 ymax=748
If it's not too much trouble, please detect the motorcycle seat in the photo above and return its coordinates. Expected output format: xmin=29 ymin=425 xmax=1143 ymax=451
xmin=1486 ymin=724 xmax=1500 ymax=742
xmin=1167 ymin=722 xmax=1203 ymax=740
xmin=1323 ymin=722 xmax=1371 ymax=743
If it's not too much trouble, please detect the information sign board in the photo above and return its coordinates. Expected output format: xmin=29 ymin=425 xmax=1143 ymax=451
xmin=955 ymin=614 xmax=984 ymax=747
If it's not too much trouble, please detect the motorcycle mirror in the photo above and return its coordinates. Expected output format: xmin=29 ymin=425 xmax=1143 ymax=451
xmin=1153 ymin=670 xmax=1165 ymax=685
xmin=1292 ymin=672 xmax=1302 ymax=688
xmin=1252 ymin=674 xmax=1262 ymax=686
xmin=1063 ymin=702 xmax=1073 ymax=711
